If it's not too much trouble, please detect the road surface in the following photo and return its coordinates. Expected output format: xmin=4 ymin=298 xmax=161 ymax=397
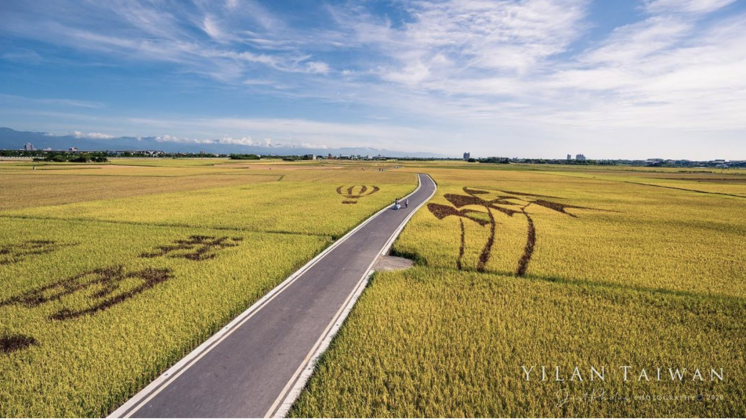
xmin=112 ymin=173 xmax=436 ymax=418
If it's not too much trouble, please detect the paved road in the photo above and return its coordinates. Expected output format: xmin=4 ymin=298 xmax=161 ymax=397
xmin=113 ymin=173 xmax=436 ymax=418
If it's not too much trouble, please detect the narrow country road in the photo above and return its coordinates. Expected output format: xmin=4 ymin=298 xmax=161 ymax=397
xmin=111 ymin=173 xmax=436 ymax=418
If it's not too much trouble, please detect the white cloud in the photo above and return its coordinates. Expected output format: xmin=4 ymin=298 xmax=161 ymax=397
xmin=1 ymin=48 xmax=43 ymax=64
xmin=305 ymin=61 xmax=330 ymax=74
xmin=0 ymin=94 xmax=104 ymax=109
xmin=73 ymin=130 xmax=114 ymax=139
xmin=154 ymin=134 xmax=184 ymax=142
xmin=581 ymin=16 xmax=692 ymax=65
xmin=0 ymin=0 xmax=331 ymax=83
xmin=202 ymin=15 xmax=224 ymax=41
xmin=299 ymin=142 xmax=328 ymax=149
xmin=645 ymin=0 xmax=737 ymax=14
xmin=326 ymin=0 xmax=746 ymax=134
xmin=146 ymin=128 xmax=340 ymax=150
xmin=335 ymin=0 xmax=589 ymax=86
xmin=217 ymin=136 xmax=255 ymax=145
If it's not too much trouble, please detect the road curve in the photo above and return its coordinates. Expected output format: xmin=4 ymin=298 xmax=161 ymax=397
xmin=111 ymin=173 xmax=436 ymax=418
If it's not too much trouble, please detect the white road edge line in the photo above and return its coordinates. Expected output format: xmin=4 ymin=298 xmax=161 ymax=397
xmin=108 ymin=173 xmax=426 ymax=419
xmin=267 ymin=174 xmax=436 ymax=418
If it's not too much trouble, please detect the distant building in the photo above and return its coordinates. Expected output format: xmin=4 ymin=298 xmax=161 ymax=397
xmin=24 ymin=142 xmax=36 ymax=151
xmin=566 ymin=154 xmax=571 ymax=160
xmin=575 ymin=154 xmax=586 ymax=161
xmin=646 ymin=158 xmax=664 ymax=166
xmin=69 ymin=147 xmax=78 ymax=152
xmin=43 ymin=147 xmax=52 ymax=151
xmin=711 ymin=159 xmax=728 ymax=168
xmin=463 ymin=152 xmax=471 ymax=161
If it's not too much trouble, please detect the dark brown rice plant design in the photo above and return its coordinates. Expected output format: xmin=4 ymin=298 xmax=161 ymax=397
xmin=428 ymin=187 xmax=596 ymax=275
xmin=336 ymin=185 xmax=380 ymax=204
xmin=0 ymin=266 xmax=173 ymax=320
xmin=0 ymin=240 xmax=74 ymax=266
xmin=140 ymin=236 xmax=243 ymax=261
xmin=0 ymin=333 xmax=38 ymax=354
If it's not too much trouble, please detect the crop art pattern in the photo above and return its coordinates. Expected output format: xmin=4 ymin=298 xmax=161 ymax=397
xmin=1 ymin=234 xmax=244 ymax=355
xmin=140 ymin=235 xmax=243 ymax=261
xmin=1 ymin=266 xmax=174 ymax=320
xmin=336 ymin=185 xmax=380 ymax=204
xmin=0 ymin=333 xmax=38 ymax=354
xmin=0 ymin=240 xmax=74 ymax=266
xmin=428 ymin=187 xmax=600 ymax=275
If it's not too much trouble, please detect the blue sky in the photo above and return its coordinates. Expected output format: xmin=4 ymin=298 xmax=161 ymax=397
xmin=1 ymin=0 xmax=745 ymax=158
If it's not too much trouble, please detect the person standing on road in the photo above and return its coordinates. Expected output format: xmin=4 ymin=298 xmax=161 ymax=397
xmin=405 ymin=198 xmax=408 ymax=208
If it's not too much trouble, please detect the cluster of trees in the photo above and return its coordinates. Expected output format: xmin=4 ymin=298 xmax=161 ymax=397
xmin=0 ymin=150 xmax=45 ymax=157
xmin=229 ymin=154 xmax=261 ymax=160
xmin=479 ymin=157 xmax=509 ymax=164
xmin=476 ymin=157 xmax=609 ymax=165
xmin=33 ymin=152 xmax=108 ymax=163
xmin=281 ymin=155 xmax=316 ymax=162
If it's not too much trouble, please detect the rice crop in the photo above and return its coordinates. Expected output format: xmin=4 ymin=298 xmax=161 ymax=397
xmin=0 ymin=218 xmax=330 ymax=417
xmin=1 ymin=177 xmax=415 ymax=237
xmin=394 ymin=167 xmax=746 ymax=298
xmin=0 ymin=162 xmax=417 ymax=417
xmin=290 ymin=268 xmax=745 ymax=417
xmin=290 ymin=164 xmax=746 ymax=417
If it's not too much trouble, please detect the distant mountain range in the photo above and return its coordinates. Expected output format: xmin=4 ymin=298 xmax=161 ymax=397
xmin=0 ymin=127 xmax=445 ymax=158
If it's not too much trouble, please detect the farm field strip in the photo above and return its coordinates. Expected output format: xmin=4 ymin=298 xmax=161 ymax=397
xmin=2 ymin=180 xmax=417 ymax=237
xmin=541 ymin=170 xmax=746 ymax=198
xmin=0 ymin=214 xmax=332 ymax=237
xmin=0 ymin=174 xmax=284 ymax=211
xmin=618 ymin=180 xmax=746 ymax=199
xmin=393 ymin=167 xmax=746 ymax=298
xmin=0 ymin=217 xmax=332 ymax=417
xmin=0 ymin=167 xmax=281 ymax=177
xmin=4 ymin=161 xmax=743 ymax=417
xmin=289 ymin=163 xmax=746 ymax=417
xmin=0 ymin=163 xmax=419 ymax=417
xmin=289 ymin=268 xmax=746 ymax=418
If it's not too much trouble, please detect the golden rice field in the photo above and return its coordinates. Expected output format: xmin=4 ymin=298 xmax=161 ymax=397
xmin=2 ymin=158 xmax=744 ymax=417
xmin=290 ymin=164 xmax=746 ymax=417
xmin=0 ymin=159 xmax=416 ymax=417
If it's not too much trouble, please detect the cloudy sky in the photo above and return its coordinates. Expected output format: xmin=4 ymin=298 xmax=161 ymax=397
xmin=1 ymin=0 xmax=745 ymax=158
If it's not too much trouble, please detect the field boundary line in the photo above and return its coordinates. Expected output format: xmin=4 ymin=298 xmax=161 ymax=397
xmin=621 ymin=180 xmax=746 ymax=199
xmin=267 ymin=174 xmax=436 ymax=418
xmin=0 ymin=215 xmax=331 ymax=238
xmin=545 ymin=171 xmax=746 ymax=199
xmin=108 ymin=173 xmax=424 ymax=419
